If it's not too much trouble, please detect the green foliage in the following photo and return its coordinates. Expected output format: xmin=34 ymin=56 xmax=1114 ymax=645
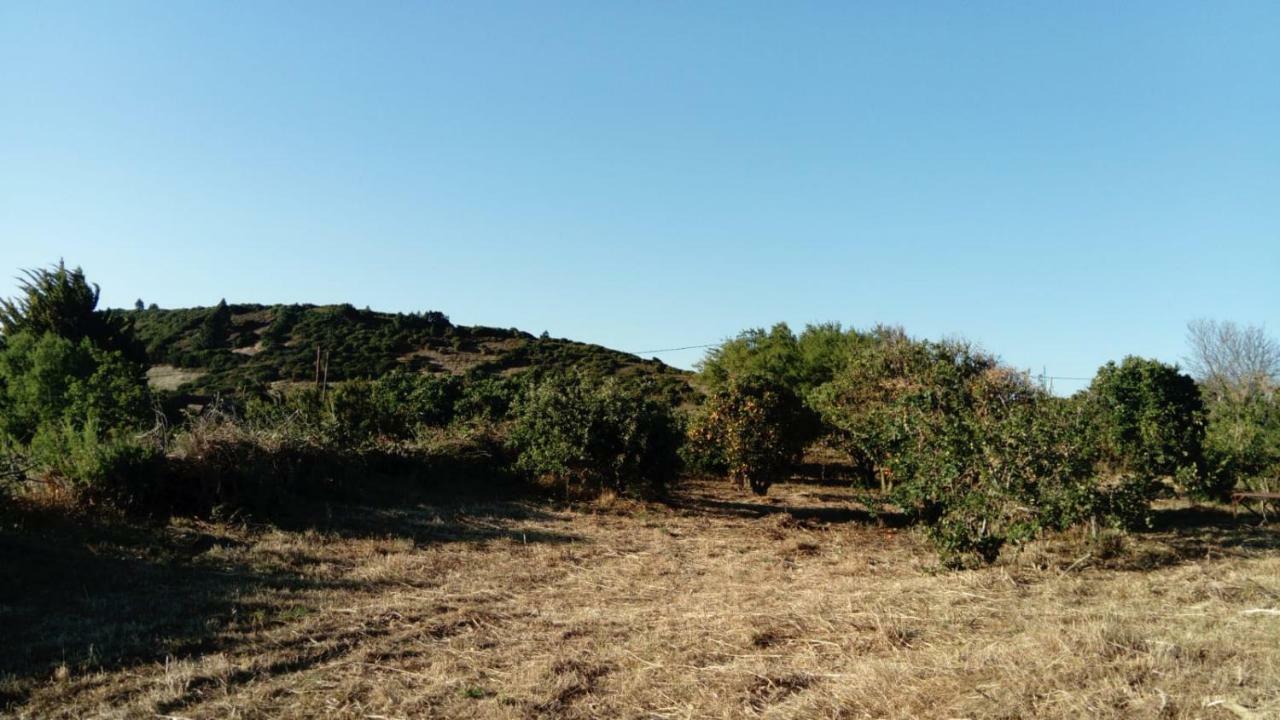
xmin=809 ymin=329 xmax=997 ymax=491
xmin=379 ymin=369 xmax=463 ymax=428
xmin=0 ymin=263 xmax=156 ymax=510
xmin=1203 ymin=390 xmax=1280 ymax=494
xmin=243 ymin=387 xmax=328 ymax=439
xmin=1084 ymin=356 xmax=1206 ymax=490
xmin=28 ymin=420 xmax=164 ymax=507
xmin=878 ymin=363 xmax=1091 ymax=563
xmin=692 ymin=322 xmax=866 ymax=489
xmin=1092 ymin=474 xmax=1160 ymax=530
xmin=454 ymin=374 xmax=522 ymax=423
xmin=196 ymin=299 xmax=233 ymax=350
xmin=0 ymin=261 xmax=127 ymax=349
xmin=700 ymin=323 xmax=804 ymax=392
xmin=698 ymin=322 xmax=866 ymax=398
xmin=0 ymin=332 xmax=150 ymax=443
xmin=325 ymin=380 xmax=398 ymax=445
xmin=1183 ymin=321 xmax=1280 ymax=495
xmin=509 ymin=373 xmax=681 ymax=496
xmin=128 ymin=302 xmax=690 ymax=403
xmin=810 ymin=332 xmax=1155 ymax=565
xmin=0 ymin=433 xmax=24 ymax=501
xmin=795 ymin=322 xmax=866 ymax=390
xmin=686 ymin=377 xmax=815 ymax=495
xmin=243 ymin=370 xmax=523 ymax=450
xmin=261 ymin=303 xmax=302 ymax=349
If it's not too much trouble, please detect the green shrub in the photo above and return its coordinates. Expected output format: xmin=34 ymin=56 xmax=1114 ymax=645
xmin=250 ymin=371 xmax=517 ymax=446
xmin=699 ymin=323 xmax=805 ymax=393
xmin=1084 ymin=357 xmax=1206 ymax=489
xmin=1203 ymin=391 xmax=1280 ymax=495
xmin=244 ymin=387 xmax=329 ymax=439
xmin=0 ymin=331 xmax=151 ymax=443
xmin=509 ymin=373 xmax=681 ymax=496
xmin=1093 ymin=474 xmax=1159 ymax=530
xmin=454 ymin=374 xmax=521 ymax=423
xmin=326 ymin=380 xmax=398 ymax=445
xmin=890 ymin=369 xmax=1107 ymax=565
xmin=810 ymin=333 xmax=1153 ymax=565
xmin=0 ymin=433 xmax=25 ymax=504
xmin=28 ymin=421 xmax=164 ymax=508
xmin=0 ymin=260 xmax=140 ymax=358
xmin=196 ymin=300 xmax=233 ymax=350
xmin=686 ymin=376 xmax=815 ymax=495
xmin=246 ymin=374 xmax=432 ymax=447
xmin=698 ymin=322 xmax=867 ymax=399
xmin=261 ymin=304 xmax=303 ymax=349
xmin=404 ymin=372 xmax=464 ymax=427
xmin=809 ymin=331 xmax=997 ymax=492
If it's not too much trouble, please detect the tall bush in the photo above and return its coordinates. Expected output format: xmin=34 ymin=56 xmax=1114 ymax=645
xmin=686 ymin=377 xmax=815 ymax=495
xmin=809 ymin=331 xmax=995 ymax=491
xmin=1204 ymin=391 xmax=1280 ymax=494
xmin=811 ymin=333 xmax=1152 ymax=565
xmin=1084 ymin=357 xmax=1207 ymax=494
xmin=509 ymin=373 xmax=681 ymax=496
xmin=454 ymin=374 xmax=522 ymax=423
xmin=698 ymin=321 xmax=867 ymax=398
xmin=0 ymin=332 xmax=150 ymax=443
xmin=0 ymin=260 xmax=138 ymax=358
xmin=1184 ymin=320 xmax=1280 ymax=495
xmin=196 ymin=299 xmax=233 ymax=350
xmin=27 ymin=420 xmax=164 ymax=507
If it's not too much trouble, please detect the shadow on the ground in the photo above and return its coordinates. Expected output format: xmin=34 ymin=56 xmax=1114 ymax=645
xmin=783 ymin=461 xmax=876 ymax=489
xmin=268 ymin=499 xmax=578 ymax=545
xmin=666 ymin=480 xmax=909 ymax=527
xmin=252 ymin=469 xmax=581 ymax=544
xmin=0 ymin=515 xmax=262 ymax=707
xmin=0 ymin=491 xmax=578 ymax=711
xmin=1133 ymin=504 xmax=1280 ymax=563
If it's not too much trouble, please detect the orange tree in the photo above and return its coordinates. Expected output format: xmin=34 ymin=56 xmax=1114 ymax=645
xmin=686 ymin=376 xmax=816 ymax=495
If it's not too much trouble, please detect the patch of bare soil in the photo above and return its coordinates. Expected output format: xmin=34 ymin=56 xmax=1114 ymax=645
xmin=145 ymin=365 xmax=208 ymax=392
xmin=3 ymin=479 xmax=1278 ymax=719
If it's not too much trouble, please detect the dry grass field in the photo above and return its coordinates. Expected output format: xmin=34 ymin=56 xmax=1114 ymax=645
xmin=3 ymin=476 xmax=1278 ymax=719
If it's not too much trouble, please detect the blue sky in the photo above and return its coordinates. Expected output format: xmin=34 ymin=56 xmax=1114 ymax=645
xmin=2 ymin=2 xmax=1276 ymax=389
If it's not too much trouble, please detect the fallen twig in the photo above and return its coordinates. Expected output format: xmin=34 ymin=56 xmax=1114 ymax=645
xmin=1205 ymin=699 xmax=1264 ymax=719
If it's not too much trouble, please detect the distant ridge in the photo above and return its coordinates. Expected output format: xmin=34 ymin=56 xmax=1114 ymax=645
xmin=128 ymin=303 xmax=693 ymax=401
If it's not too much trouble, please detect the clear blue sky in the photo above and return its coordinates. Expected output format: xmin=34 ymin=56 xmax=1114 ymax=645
xmin=2 ymin=2 xmax=1276 ymax=389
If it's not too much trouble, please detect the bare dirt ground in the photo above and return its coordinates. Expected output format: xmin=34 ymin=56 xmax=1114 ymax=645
xmin=144 ymin=365 xmax=208 ymax=392
xmin=3 ymin=477 xmax=1278 ymax=719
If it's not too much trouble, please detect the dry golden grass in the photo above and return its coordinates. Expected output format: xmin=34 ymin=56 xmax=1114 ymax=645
xmin=2 ymin=478 xmax=1278 ymax=719
xmin=144 ymin=365 xmax=208 ymax=392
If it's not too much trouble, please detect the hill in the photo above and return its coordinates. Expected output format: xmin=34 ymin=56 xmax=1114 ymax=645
xmin=127 ymin=303 xmax=693 ymax=402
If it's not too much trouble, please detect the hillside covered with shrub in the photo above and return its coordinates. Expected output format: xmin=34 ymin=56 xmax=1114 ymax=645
xmin=128 ymin=301 xmax=693 ymax=404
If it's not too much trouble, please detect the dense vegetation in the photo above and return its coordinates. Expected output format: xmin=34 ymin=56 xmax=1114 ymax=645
xmin=510 ymin=372 xmax=682 ymax=496
xmin=686 ymin=376 xmax=817 ymax=495
xmin=693 ymin=321 xmax=1276 ymax=564
xmin=127 ymin=301 xmax=692 ymax=405
xmin=2 ymin=262 xmax=1277 ymax=565
xmin=0 ymin=264 xmax=692 ymax=517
